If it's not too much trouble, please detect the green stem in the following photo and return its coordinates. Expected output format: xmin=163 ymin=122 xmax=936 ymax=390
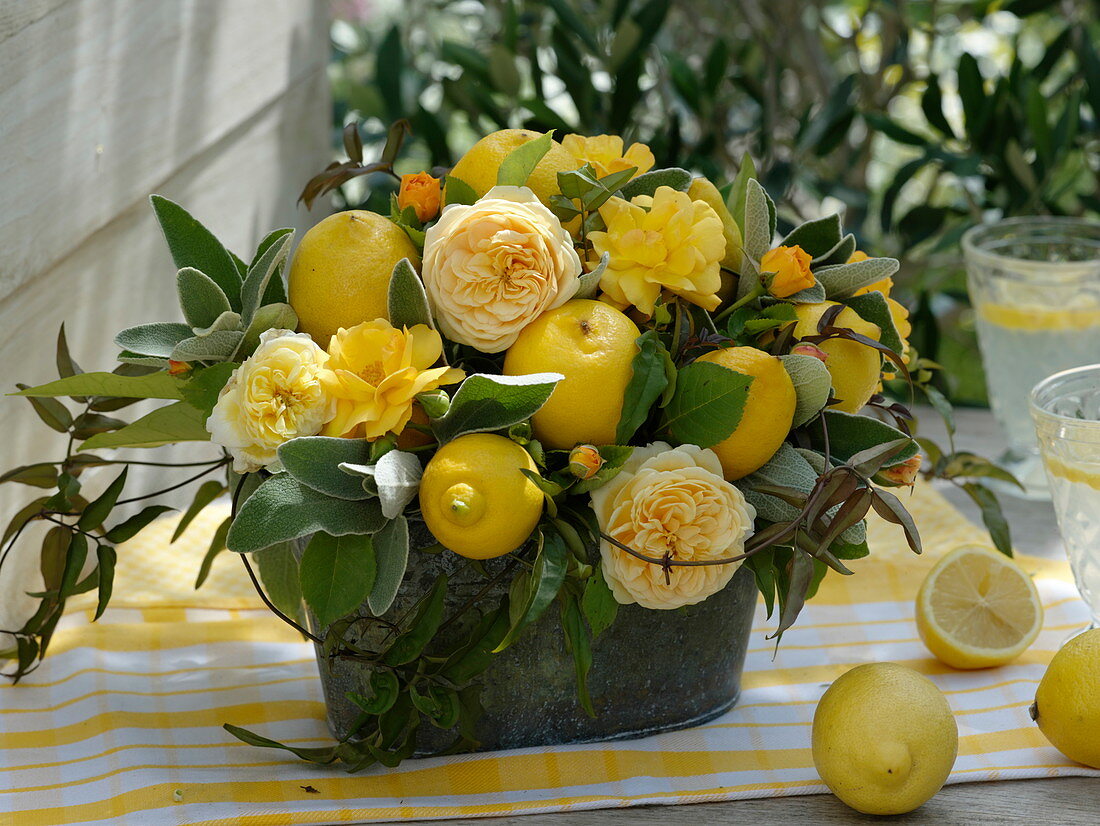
xmin=712 ymin=281 xmax=767 ymax=324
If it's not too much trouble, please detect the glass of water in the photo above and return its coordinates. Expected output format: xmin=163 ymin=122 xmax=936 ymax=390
xmin=964 ymin=217 xmax=1100 ymax=499
xmin=1031 ymin=364 xmax=1100 ymax=631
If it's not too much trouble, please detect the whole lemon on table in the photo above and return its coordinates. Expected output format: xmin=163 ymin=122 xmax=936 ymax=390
xmin=503 ymin=299 xmax=640 ymax=450
xmin=692 ymin=346 xmax=795 ymax=481
xmin=419 ymin=433 xmax=543 ymax=560
xmin=812 ymin=662 xmax=958 ymax=815
xmin=916 ymin=543 xmax=1043 ymax=669
xmin=444 ymin=129 xmax=578 ymax=206
xmin=287 ymin=210 xmax=419 ymax=348
xmin=1030 ymin=628 xmax=1100 ymax=768
xmin=792 ymin=301 xmax=881 ymax=413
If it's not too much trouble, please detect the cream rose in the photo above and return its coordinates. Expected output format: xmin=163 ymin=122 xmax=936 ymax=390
xmin=207 ymin=329 xmax=335 ymax=472
xmin=421 ymin=185 xmax=582 ymax=353
xmin=589 ymin=442 xmax=757 ymax=610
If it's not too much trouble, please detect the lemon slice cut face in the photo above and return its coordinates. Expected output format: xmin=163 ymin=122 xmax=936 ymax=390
xmin=916 ymin=543 xmax=1043 ymax=669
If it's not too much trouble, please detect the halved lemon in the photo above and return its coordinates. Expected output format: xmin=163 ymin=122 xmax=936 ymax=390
xmin=916 ymin=544 xmax=1043 ymax=669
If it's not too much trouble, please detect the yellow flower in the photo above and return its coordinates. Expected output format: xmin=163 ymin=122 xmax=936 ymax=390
xmin=761 ymin=244 xmax=815 ymax=298
xmin=207 ymin=330 xmax=335 ymax=473
xmin=590 ymin=186 xmax=725 ymax=315
xmin=589 ymin=442 xmax=756 ymax=610
xmin=321 ymin=320 xmax=464 ymax=439
xmin=882 ymin=296 xmax=912 ymax=380
xmin=398 ymin=172 xmax=441 ymax=222
xmin=421 ymin=185 xmax=582 ymax=353
xmin=849 ymin=250 xmax=894 ymax=297
xmin=561 ymin=134 xmax=655 ymax=179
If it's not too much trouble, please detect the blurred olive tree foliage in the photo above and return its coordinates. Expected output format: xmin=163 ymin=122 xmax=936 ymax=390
xmin=329 ymin=0 xmax=1099 ymax=404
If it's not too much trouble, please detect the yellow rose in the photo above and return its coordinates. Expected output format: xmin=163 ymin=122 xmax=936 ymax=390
xmin=207 ymin=330 xmax=335 ymax=473
xmin=849 ymin=250 xmax=894 ymax=297
xmin=589 ymin=442 xmax=757 ymax=610
xmin=321 ymin=320 xmax=465 ymax=439
xmin=561 ymin=134 xmax=655 ymax=179
xmin=421 ymin=185 xmax=582 ymax=353
xmin=398 ymin=172 xmax=441 ymax=222
xmin=761 ymin=244 xmax=815 ymax=298
xmin=590 ymin=186 xmax=725 ymax=316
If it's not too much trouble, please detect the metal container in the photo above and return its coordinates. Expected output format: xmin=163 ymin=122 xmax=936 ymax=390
xmin=298 ymin=523 xmax=758 ymax=754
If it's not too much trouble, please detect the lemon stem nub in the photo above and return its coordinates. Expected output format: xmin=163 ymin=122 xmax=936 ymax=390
xmin=442 ymin=483 xmax=484 ymax=527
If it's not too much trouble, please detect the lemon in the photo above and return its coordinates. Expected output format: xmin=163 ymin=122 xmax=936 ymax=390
xmin=812 ymin=662 xmax=958 ymax=815
xmin=977 ymin=302 xmax=1100 ymax=332
xmin=419 ymin=434 xmax=543 ymax=560
xmin=687 ymin=177 xmax=743 ymax=271
xmin=916 ymin=543 xmax=1043 ymax=669
xmin=693 ymin=347 xmax=795 ymax=480
xmin=1031 ymin=628 xmax=1100 ymax=768
xmin=793 ymin=301 xmax=881 ymax=413
xmin=503 ymin=300 xmax=640 ymax=450
xmin=287 ymin=211 xmax=419 ymax=348
xmin=444 ymin=129 xmax=578 ymax=207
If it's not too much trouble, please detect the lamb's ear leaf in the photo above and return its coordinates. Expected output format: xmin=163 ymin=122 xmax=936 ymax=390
xmin=150 ymin=195 xmax=242 ymax=309
xmin=177 ymin=268 xmax=232 ymax=329
xmin=388 ymin=258 xmax=433 ymax=329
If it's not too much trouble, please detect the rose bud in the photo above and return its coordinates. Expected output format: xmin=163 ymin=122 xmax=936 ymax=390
xmin=167 ymin=360 xmax=192 ymax=376
xmin=791 ymin=342 xmax=829 ymax=363
xmin=398 ymin=172 xmax=442 ymax=223
xmin=877 ymin=455 xmax=922 ymax=487
xmin=568 ymin=445 xmax=604 ymax=480
xmin=761 ymin=244 xmax=815 ymax=298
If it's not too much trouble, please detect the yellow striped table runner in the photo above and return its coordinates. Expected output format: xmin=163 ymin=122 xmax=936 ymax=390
xmin=1 ymin=482 xmax=1096 ymax=825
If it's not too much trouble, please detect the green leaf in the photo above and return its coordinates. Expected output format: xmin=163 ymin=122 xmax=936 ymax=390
xmin=581 ymin=564 xmax=618 ymax=638
xmin=178 ymin=363 xmax=238 ymax=417
xmin=95 ymin=545 xmax=117 ymax=620
xmin=78 ymin=468 xmax=128 ymax=531
xmin=575 ymin=251 xmax=608 ymax=300
xmin=59 ymin=532 xmax=87 ymax=598
xmin=444 ymin=175 xmax=479 ymax=206
xmin=349 ymin=669 xmax=400 ymax=715
xmin=431 ymin=372 xmax=563 ymax=443
xmin=779 ymin=354 xmax=832 ymax=428
xmin=368 ymin=514 xmax=409 ymax=616
xmin=150 ymin=195 xmax=242 ymax=310
xmin=177 ymin=267 xmax=232 ymax=330
xmin=171 ymin=330 xmax=245 ymax=363
xmin=278 ymin=437 xmax=375 ymax=500
xmin=226 ymin=474 xmax=385 ymax=553
xmin=962 ymin=482 xmax=1013 ymax=556
xmin=237 ymin=303 xmax=298 ymax=359
xmin=921 ymin=73 xmax=956 ymax=138
xmin=664 ymin=361 xmax=753 ymax=448
xmin=809 ymin=411 xmax=919 ymax=467
xmin=814 ymin=233 xmax=857 ymax=267
xmin=340 ymin=450 xmax=422 ymax=519
xmin=300 ymin=532 xmax=376 ymax=627
xmin=956 ymin=53 xmax=988 ymax=142
xmin=115 ymin=323 xmax=193 ymax=359
xmin=815 ymin=257 xmax=900 ymax=300
xmin=615 ymin=331 xmax=671 ymax=444
xmin=172 ymin=480 xmax=227 ymax=542
xmin=739 ymin=443 xmax=820 ymax=522
xmin=222 ymin=724 xmax=338 ymax=764
xmin=104 ymin=505 xmax=173 ymax=544
xmin=194 ymin=516 xmax=231 ymax=589
xmin=780 ymin=214 xmax=842 ymax=258
xmin=0 ymin=463 xmax=59 ymax=489
xmin=864 ymin=112 xmax=927 ymax=147
xmin=16 ymin=386 xmax=72 ymax=433
xmin=746 ymin=549 xmax=777 ymax=618
xmin=742 ymin=178 xmax=773 ymax=260
xmin=726 ymin=153 xmax=757 ymax=233
xmin=240 ymin=232 xmax=293 ymax=324
xmin=618 ymin=167 xmax=691 ymax=200
xmin=39 ymin=525 xmax=70 ymax=592
xmin=560 ymin=594 xmax=595 ymax=717
xmin=494 ymin=530 xmax=568 ymax=653
xmin=846 ymin=292 xmax=904 ymax=355
xmin=254 ymin=541 xmax=301 ymax=617
xmin=80 ymin=401 xmax=210 ymax=451
xmin=497 ymin=131 xmax=554 ymax=187
xmin=441 ymin=607 xmax=509 ymax=685
xmin=388 ymin=258 xmax=433 ymax=329
xmin=383 ymin=574 xmax=448 ymax=665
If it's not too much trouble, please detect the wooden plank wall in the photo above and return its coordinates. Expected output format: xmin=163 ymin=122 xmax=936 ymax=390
xmin=0 ymin=0 xmax=331 ymax=631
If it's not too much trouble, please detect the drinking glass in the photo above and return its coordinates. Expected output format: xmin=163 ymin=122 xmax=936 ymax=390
xmin=1031 ymin=364 xmax=1100 ymax=631
xmin=964 ymin=217 xmax=1100 ymax=499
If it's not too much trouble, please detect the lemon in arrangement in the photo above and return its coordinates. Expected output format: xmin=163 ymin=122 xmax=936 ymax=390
xmin=287 ymin=210 xmax=419 ymax=347
xmin=812 ymin=662 xmax=958 ymax=815
xmin=693 ymin=346 xmax=796 ymax=480
xmin=444 ymin=129 xmax=578 ymax=207
xmin=504 ymin=299 xmax=640 ymax=450
xmin=1030 ymin=628 xmax=1100 ymax=769
xmin=419 ymin=433 xmax=543 ymax=560
xmin=792 ymin=301 xmax=881 ymax=413
xmin=916 ymin=543 xmax=1043 ymax=669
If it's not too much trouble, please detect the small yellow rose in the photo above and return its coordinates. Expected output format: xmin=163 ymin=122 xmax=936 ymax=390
xmin=207 ymin=330 xmax=335 ymax=473
xmin=561 ymin=134 xmax=655 ymax=180
xmin=321 ymin=320 xmax=465 ymax=439
xmin=398 ymin=172 xmax=441 ymax=222
xmin=421 ymin=185 xmax=582 ymax=353
xmin=590 ymin=186 xmax=725 ymax=316
xmin=589 ymin=442 xmax=756 ymax=610
xmin=568 ymin=445 xmax=604 ymax=480
xmin=761 ymin=244 xmax=815 ymax=298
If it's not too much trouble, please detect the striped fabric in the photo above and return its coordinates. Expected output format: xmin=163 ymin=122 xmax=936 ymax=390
xmin=1 ymin=483 xmax=1096 ymax=825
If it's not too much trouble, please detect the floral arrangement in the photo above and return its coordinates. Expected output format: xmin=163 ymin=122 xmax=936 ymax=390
xmin=0 ymin=125 xmax=1013 ymax=770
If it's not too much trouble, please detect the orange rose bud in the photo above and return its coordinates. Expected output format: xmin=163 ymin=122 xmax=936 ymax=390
xmin=791 ymin=342 xmax=829 ymax=363
xmin=761 ymin=245 xmax=815 ymax=298
xmin=568 ymin=445 xmax=604 ymax=480
xmin=167 ymin=360 xmax=191 ymax=376
xmin=878 ymin=455 xmax=922 ymax=487
xmin=398 ymin=172 xmax=441 ymax=223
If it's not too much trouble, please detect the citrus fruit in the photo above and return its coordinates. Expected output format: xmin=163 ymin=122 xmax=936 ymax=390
xmin=793 ymin=301 xmax=881 ymax=413
xmin=687 ymin=177 xmax=742 ymax=271
xmin=916 ymin=543 xmax=1043 ymax=669
xmin=419 ymin=433 xmax=543 ymax=560
xmin=444 ymin=129 xmax=578 ymax=207
xmin=812 ymin=662 xmax=958 ymax=815
xmin=1031 ymin=628 xmax=1100 ymax=768
xmin=287 ymin=210 xmax=419 ymax=348
xmin=693 ymin=346 xmax=795 ymax=480
xmin=503 ymin=299 xmax=640 ymax=450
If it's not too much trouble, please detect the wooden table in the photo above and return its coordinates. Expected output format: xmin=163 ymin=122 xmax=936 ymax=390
xmin=431 ymin=407 xmax=1098 ymax=825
